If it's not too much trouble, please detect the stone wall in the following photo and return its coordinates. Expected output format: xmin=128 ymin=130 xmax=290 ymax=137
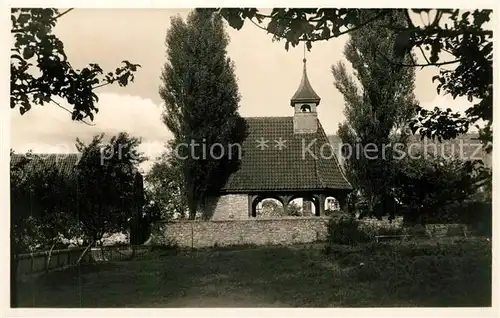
xmin=149 ymin=217 xmax=331 ymax=248
xmin=205 ymin=194 xmax=248 ymax=220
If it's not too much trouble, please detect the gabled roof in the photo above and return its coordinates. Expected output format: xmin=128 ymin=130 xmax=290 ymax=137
xmin=10 ymin=153 xmax=145 ymax=175
xmin=220 ymin=117 xmax=352 ymax=193
xmin=10 ymin=153 xmax=80 ymax=175
xmin=290 ymin=59 xmax=321 ymax=106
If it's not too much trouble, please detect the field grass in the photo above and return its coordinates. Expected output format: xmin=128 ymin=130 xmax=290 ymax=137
xmin=16 ymin=239 xmax=491 ymax=307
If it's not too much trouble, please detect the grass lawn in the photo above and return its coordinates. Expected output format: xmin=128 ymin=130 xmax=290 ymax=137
xmin=16 ymin=239 xmax=491 ymax=307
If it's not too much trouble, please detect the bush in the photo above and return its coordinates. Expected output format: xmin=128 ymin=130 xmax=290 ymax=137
xmin=459 ymin=200 xmax=492 ymax=237
xmin=378 ymin=225 xmax=405 ymax=236
xmin=446 ymin=224 xmax=466 ymax=237
xmin=357 ymin=217 xmax=406 ymax=240
xmin=326 ymin=215 xmax=371 ymax=245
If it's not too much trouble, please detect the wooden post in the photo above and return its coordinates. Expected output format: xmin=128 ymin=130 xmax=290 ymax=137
xmin=30 ymin=253 xmax=34 ymax=275
xmin=318 ymin=194 xmax=326 ymax=216
xmin=11 ymin=253 xmax=18 ymax=307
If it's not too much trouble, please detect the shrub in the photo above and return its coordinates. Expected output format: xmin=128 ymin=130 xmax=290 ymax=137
xmin=326 ymin=215 xmax=371 ymax=245
xmin=459 ymin=200 xmax=492 ymax=237
xmin=378 ymin=226 xmax=405 ymax=236
xmin=446 ymin=224 xmax=466 ymax=237
xmin=358 ymin=217 xmax=406 ymax=239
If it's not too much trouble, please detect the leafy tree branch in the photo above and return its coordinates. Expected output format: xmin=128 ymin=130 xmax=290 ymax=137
xmin=10 ymin=8 xmax=141 ymax=122
xmin=218 ymin=8 xmax=493 ymax=149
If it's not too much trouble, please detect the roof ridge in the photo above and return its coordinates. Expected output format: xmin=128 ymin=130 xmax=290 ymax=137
xmin=244 ymin=116 xmax=293 ymax=119
xmin=13 ymin=152 xmax=80 ymax=156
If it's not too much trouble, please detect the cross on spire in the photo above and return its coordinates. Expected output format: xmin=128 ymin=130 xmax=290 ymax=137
xmin=303 ymin=42 xmax=306 ymax=62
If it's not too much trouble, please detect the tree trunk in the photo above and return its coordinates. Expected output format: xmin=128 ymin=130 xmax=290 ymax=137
xmin=45 ymin=242 xmax=56 ymax=273
xmin=100 ymin=241 xmax=105 ymax=261
xmin=76 ymin=241 xmax=94 ymax=265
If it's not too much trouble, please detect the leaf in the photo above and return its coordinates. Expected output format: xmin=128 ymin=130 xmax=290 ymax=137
xmin=227 ymin=13 xmax=244 ymax=30
xmin=22 ymin=47 xmax=34 ymax=60
xmin=306 ymin=41 xmax=312 ymax=51
xmin=267 ymin=19 xmax=278 ymax=34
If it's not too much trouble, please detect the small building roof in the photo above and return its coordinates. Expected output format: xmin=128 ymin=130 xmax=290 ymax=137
xmin=10 ymin=152 xmax=144 ymax=175
xmin=10 ymin=153 xmax=80 ymax=175
xmin=220 ymin=117 xmax=352 ymax=193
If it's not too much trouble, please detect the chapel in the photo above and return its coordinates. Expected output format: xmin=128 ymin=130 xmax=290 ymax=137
xmin=203 ymin=58 xmax=353 ymax=219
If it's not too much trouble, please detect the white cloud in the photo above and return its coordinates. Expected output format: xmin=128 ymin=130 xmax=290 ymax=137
xmin=419 ymin=93 xmax=473 ymax=114
xmin=418 ymin=94 xmax=486 ymax=132
xmin=10 ymin=92 xmax=172 ymax=172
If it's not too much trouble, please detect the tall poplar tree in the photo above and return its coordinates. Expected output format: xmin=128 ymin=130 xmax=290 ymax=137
xmin=332 ymin=10 xmax=418 ymax=218
xmin=159 ymin=9 xmax=245 ymax=219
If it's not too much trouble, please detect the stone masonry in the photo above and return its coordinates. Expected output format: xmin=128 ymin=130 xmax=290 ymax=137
xmin=204 ymin=194 xmax=248 ymax=220
xmin=149 ymin=217 xmax=331 ymax=248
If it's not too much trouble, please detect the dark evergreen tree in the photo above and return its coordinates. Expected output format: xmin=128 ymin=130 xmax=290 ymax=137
xmin=332 ymin=10 xmax=418 ymax=219
xmin=159 ymin=9 xmax=246 ymax=219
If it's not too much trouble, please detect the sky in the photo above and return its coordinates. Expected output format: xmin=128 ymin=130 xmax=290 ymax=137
xmin=10 ymin=8 xmax=478 ymax=172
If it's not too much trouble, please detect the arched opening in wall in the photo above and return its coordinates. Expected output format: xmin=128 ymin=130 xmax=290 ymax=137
xmin=325 ymin=196 xmax=341 ymax=216
xmin=288 ymin=197 xmax=317 ymax=217
xmin=253 ymin=198 xmax=284 ymax=218
xmin=300 ymin=104 xmax=311 ymax=113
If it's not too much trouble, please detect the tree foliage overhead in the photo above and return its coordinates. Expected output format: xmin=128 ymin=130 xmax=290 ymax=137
xmin=159 ymin=9 xmax=246 ymax=218
xmin=215 ymin=8 xmax=493 ymax=149
xmin=11 ymin=8 xmax=141 ymax=122
xmin=333 ymin=10 xmax=418 ymax=218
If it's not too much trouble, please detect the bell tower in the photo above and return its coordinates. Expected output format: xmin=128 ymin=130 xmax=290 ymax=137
xmin=291 ymin=57 xmax=321 ymax=134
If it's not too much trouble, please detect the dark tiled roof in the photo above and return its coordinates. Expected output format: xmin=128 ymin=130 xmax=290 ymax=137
xmin=290 ymin=59 xmax=321 ymax=106
xmin=220 ymin=117 xmax=352 ymax=193
xmin=10 ymin=153 xmax=80 ymax=175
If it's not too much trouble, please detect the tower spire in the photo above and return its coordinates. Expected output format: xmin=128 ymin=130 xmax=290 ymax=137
xmin=290 ymin=51 xmax=321 ymax=107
